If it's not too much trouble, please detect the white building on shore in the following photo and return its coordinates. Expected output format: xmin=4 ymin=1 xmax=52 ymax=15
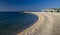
xmin=42 ymin=8 xmax=60 ymax=12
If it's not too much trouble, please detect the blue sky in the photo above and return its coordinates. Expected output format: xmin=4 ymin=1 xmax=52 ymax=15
xmin=0 ymin=0 xmax=60 ymax=11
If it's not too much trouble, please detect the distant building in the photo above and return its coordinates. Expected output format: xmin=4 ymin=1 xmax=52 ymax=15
xmin=42 ymin=8 xmax=60 ymax=12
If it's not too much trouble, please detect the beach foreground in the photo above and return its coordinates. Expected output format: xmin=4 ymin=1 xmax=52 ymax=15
xmin=18 ymin=12 xmax=60 ymax=35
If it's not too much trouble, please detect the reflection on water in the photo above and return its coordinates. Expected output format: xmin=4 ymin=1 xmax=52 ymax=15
xmin=0 ymin=12 xmax=38 ymax=35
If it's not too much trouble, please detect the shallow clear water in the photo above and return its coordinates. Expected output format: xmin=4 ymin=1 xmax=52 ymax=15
xmin=0 ymin=12 xmax=38 ymax=35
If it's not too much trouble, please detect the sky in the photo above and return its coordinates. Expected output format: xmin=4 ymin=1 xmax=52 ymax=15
xmin=0 ymin=0 xmax=60 ymax=11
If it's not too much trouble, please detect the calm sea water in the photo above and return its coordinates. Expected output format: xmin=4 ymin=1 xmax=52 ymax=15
xmin=0 ymin=12 xmax=38 ymax=35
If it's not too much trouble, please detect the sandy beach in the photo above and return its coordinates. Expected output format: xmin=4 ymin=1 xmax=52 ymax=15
xmin=18 ymin=12 xmax=60 ymax=35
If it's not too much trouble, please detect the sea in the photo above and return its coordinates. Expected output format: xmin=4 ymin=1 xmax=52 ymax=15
xmin=0 ymin=12 xmax=38 ymax=35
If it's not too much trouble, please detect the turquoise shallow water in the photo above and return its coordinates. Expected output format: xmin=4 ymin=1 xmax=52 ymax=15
xmin=0 ymin=12 xmax=38 ymax=35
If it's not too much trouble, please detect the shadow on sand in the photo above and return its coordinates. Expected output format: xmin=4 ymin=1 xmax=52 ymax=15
xmin=0 ymin=12 xmax=38 ymax=35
